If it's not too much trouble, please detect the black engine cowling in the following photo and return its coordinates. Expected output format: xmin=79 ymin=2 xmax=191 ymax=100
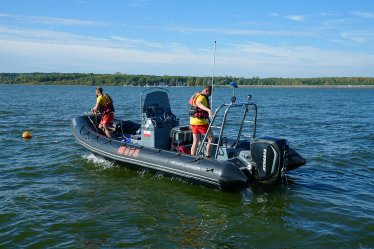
xmin=250 ymin=137 xmax=289 ymax=183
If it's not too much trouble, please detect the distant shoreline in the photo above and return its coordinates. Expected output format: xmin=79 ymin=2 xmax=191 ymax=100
xmin=2 ymin=83 xmax=374 ymax=89
xmin=237 ymin=84 xmax=374 ymax=89
xmin=1 ymin=73 xmax=374 ymax=88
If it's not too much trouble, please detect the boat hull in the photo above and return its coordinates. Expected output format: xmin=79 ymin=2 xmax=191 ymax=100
xmin=71 ymin=115 xmax=248 ymax=190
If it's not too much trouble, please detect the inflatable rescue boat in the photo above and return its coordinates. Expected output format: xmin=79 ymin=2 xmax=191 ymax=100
xmin=71 ymin=87 xmax=306 ymax=190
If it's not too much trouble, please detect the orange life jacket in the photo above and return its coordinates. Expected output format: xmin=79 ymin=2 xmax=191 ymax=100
xmin=189 ymin=92 xmax=210 ymax=119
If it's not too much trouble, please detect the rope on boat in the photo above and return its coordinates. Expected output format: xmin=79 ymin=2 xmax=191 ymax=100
xmin=139 ymin=148 xmax=162 ymax=155
xmin=80 ymin=126 xmax=89 ymax=136
xmin=166 ymin=153 xmax=182 ymax=158
xmin=185 ymin=157 xmax=204 ymax=164
xmin=87 ymin=114 xmax=99 ymax=133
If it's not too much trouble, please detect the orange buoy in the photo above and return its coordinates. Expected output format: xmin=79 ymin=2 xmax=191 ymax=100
xmin=22 ymin=131 xmax=33 ymax=139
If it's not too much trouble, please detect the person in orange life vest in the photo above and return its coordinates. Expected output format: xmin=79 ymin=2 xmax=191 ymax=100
xmin=189 ymin=85 xmax=214 ymax=157
xmin=92 ymin=87 xmax=115 ymax=138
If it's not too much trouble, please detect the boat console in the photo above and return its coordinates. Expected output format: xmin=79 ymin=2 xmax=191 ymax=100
xmin=136 ymin=88 xmax=179 ymax=149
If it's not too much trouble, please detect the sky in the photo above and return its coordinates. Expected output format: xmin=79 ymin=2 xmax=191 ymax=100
xmin=1 ymin=0 xmax=374 ymax=78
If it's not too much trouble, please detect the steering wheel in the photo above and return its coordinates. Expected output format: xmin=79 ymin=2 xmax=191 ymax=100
xmin=146 ymin=107 xmax=156 ymax=118
xmin=164 ymin=112 xmax=175 ymax=123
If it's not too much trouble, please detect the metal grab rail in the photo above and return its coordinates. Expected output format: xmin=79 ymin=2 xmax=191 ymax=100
xmin=197 ymin=100 xmax=257 ymax=159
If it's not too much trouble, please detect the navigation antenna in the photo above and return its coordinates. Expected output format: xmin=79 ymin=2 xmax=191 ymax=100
xmin=211 ymin=41 xmax=216 ymax=110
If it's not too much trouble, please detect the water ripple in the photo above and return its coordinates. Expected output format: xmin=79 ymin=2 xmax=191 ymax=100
xmin=0 ymin=85 xmax=373 ymax=248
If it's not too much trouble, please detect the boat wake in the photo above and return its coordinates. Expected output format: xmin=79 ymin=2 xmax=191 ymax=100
xmin=82 ymin=153 xmax=115 ymax=170
xmin=240 ymin=188 xmax=254 ymax=202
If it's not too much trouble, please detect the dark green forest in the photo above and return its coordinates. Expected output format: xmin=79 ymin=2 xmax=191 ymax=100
xmin=1 ymin=73 xmax=374 ymax=86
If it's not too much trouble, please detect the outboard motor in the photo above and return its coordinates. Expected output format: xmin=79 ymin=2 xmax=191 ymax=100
xmin=249 ymin=137 xmax=289 ymax=183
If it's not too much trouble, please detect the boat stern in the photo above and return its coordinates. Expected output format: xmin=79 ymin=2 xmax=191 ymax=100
xmin=218 ymin=162 xmax=248 ymax=190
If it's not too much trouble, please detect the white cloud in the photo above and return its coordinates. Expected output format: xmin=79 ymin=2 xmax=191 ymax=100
xmin=0 ymin=13 xmax=106 ymax=27
xmin=0 ymin=13 xmax=12 ymax=17
xmin=1 ymin=34 xmax=373 ymax=77
xmin=0 ymin=21 xmax=373 ymax=77
xmin=341 ymin=31 xmax=374 ymax=44
xmin=351 ymin=11 xmax=374 ymax=18
xmin=0 ymin=38 xmax=213 ymax=76
xmin=109 ymin=36 xmax=164 ymax=48
xmin=216 ymin=43 xmax=374 ymax=77
xmin=130 ymin=0 xmax=150 ymax=7
xmin=29 ymin=16 xmax=107 ymax=26
xmin=0 ymin=26 xmax=106 ymax=46
xmin=0 ymin=25 xmax=186 ymax=52
xmin=286 ymin=15 xmax=305 ymax=22
xmin=152 ymin=25 xmax=310 ymax=37
xmin=320 ymin=18 xmax=350 ymax=29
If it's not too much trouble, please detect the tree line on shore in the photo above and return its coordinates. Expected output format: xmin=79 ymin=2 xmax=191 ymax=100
xmin=1 ymin=72 xmax=374 ymax=86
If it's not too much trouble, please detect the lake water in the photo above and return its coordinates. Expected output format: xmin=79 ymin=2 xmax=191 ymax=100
xmin=0 ymin=84 xmax=373 ymax=248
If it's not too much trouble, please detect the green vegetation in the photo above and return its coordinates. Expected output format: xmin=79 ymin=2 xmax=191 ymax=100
xmin=1 ymin=73 xmax=374 ymax=86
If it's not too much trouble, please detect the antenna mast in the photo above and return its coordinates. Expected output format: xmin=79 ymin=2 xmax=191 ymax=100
xmin=211 ymin=41 xmax=216 ymax=109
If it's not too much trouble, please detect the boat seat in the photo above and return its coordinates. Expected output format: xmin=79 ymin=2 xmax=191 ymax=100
xmin=116 ymin=120 xmax=141 ymax=135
